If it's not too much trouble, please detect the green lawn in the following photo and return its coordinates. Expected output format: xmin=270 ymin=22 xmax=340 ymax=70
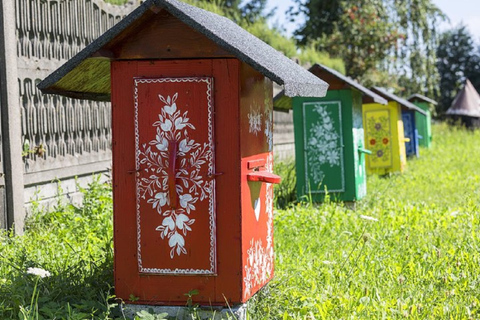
xmin=1 ymin=123 xmax=480 ymax=319
xmin=252 ymin=123 xmax=480 ymax=319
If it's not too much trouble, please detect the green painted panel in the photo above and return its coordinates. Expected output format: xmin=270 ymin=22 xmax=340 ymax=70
xmin=413 ymin=101 xmax=432 ymax=148
xmin=293 ymin=89 xmax=363 ymax=202
xmin=352 ymin=90 xmax=367 ymax=200
xmin=302 ymin=101 xmax=345 ymax=193
xmin=353 ymin=128 xmax=367 ymax=199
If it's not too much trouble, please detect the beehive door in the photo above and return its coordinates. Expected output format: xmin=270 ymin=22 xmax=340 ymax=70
xmin=364 ymin=108 xmax=393 ymax=169
xmin=402 ymin=111 xmax=418 ymax=157
xmin=302 ymin=101 xmax=345 ymax=193
xmin=134 ymin=77 xmax=216 ymax=275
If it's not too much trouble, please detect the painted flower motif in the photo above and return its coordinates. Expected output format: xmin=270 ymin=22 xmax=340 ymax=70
xmin=306 ymin=104 xmax=342 ymax=185
xmin=157 ymin=216 xmax=175 ymax=238
xmin=179 ymin=138 xmax=192 ymax=153
xmin=264 ymin=109 xmax=273 ymax=151
xmin=168 ymin=231 xmax=186 ymax=258
xmin=175 ymin=214 xmax=191 ymax=230
xmin=138 ymin=92 xmax=213 ymax=259
xmin=366 ymin=115 xmax=391 ymax=164
xmin=326 ymin=149 xmax=340 ymax=164
xmin=248 ymin=108 xmax=262 ymax=135
xmin=179 ymin=194 xmax=196 ymax=213
xmin=243 ymin=239 xmax=273 ymax=299
xmin=148 ymin=192 xmax=169 ymax=212
xmin=159 ymin=93 xmax=178 ymax=115
xmin=155 ymin=135 xmax=168 ymax=151
xmin=154 ymin=192 xmax=168 ymax=207
xmin=174 ymin=117 xmax=186 ymax=130
xmin=160 ymin=119 xmax=172 ymax=131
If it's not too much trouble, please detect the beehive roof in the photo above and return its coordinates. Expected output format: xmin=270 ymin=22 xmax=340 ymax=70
xmin=371 ymin=87 xmax=427 ymax=116
xmin=407 ymin=93 xmax=438 ymax=106
xmin=38 ymin=0 xmax=328 ymax=100
xmin=273 ymin=63 xmax=387 ymax=110
xmin=446 ymin=79 xmax=480 ymax=117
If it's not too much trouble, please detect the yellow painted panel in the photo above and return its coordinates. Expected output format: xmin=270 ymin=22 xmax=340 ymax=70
xmin=363 ymin=102 xmax=405 ymax=174
xmin=396 ymin=116 xmax=408 ymax=171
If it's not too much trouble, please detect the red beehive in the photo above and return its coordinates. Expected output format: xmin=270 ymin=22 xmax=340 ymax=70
xmin=38 ymin=0 xmax=327 ymax=306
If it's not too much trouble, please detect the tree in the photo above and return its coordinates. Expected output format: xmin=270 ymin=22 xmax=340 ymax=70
xmin=201 ymin=0 xmax=272 ymax=24
xmin=288 ymin=0 xmax=445 ymax=95
xmin=436 ymin=25 xmax=480 ymax=113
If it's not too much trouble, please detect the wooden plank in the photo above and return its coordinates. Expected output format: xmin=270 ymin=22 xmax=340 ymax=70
xmin=108 ymin=10 xmax=234 ymax=60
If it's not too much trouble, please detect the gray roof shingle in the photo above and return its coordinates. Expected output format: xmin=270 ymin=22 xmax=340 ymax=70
xmin=407 ymin=93 xmax=438 ymax=106
xmin=309 ymin=64 xmax=387 ymax=104
xmin=371 ymin=87 xmax=427 ymax=116
xmin=273 ymin=63 xmax=387 ymax=110
xmin=38 ymin=0 xmax=328 ymax=100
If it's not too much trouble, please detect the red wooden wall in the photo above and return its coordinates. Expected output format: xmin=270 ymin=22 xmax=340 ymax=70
xmin=111 ymin=58 xmax=275 ymax=306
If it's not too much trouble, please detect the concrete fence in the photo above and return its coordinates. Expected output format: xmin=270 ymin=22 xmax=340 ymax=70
xmin=0 ymin=0 xmax=295 ymax=233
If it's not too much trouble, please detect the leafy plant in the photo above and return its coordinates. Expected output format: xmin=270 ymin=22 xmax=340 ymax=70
xmin=273 ymin=158 xmax=297 ymax=209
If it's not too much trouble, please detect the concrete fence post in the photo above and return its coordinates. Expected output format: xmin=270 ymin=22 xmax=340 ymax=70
xmin=0 ymin=0 xmax=26 ymax=233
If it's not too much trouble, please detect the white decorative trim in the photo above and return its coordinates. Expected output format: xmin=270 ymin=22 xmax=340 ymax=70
xmin=134 ymin=77 xmax=216 ymax=275
xmin=302 ymin=101 xmax=345 ymax=194
xmin=264 ymin=92 xmax=274 ymax=152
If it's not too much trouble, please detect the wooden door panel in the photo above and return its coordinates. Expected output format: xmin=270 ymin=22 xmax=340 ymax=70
xmin=364 ymin=109 xmax=393 ymax=169
xmin=134 ymin=77 xmax=216 ymax=275
xmin=402 ymin=111 xmax=416 ymax=156
xmin=302 ymin=101 xmax=345 ymax=193
xmin=112 ymin=59 xmax=243 ymax=305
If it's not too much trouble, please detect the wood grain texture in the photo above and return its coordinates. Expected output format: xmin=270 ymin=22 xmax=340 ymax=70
xmin=107 ymin=10 xmax=234 ymax=60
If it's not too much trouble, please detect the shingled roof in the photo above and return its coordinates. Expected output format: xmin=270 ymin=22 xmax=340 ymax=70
xmin=446 ymin=79 xmax=480 ymax=117
xmin=408 ymin=93 xmax=438 ymax=106
xmin=371 ymin=87 xmax=427 ymax=116
xmin=37 ymin=0 xmax=328 ymax=100
xmin=273 ymin=63 xmax=386 ymax=110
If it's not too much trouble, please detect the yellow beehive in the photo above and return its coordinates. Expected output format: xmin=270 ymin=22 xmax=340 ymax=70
xmin=363 ymin=101 xmax=407 ymax=174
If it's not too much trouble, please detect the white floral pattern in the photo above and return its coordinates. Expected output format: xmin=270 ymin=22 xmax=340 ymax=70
xmin=264 ymin=109 xmax=273 ymax=151
xmin=137 ymin=92 xmax=213 ymax=259
xmin=248 ymin=108 xmax=262 ymax=135
xmin=306 ymin=104 xmax=342 ymax=185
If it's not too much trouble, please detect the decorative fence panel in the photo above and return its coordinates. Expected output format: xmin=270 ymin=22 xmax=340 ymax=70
xmin=9 ymin=0 xmax=135 ymax=230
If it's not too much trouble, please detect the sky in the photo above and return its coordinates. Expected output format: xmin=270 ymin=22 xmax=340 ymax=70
xmin=264 ymin=0 xmax=480 ymax=42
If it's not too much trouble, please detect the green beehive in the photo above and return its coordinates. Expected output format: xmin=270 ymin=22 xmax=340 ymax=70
xmin=408 ymin=94 xmax=436 ymax=148
xmin=274 ymin=64 xmax=387 ymax=202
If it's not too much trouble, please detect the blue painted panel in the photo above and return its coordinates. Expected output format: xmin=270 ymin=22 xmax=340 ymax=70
xmin=402 ymin=111 xmax=418 ymax=157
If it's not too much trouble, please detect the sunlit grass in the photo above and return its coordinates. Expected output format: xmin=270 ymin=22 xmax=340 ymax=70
xmin=250 ymin=123 xmax=480 ymax=319
xmin=1 ymin=123 xmax=479 ymax=319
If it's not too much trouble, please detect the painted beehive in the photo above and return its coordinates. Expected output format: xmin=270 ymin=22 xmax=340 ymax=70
xmin=370 ymin=87 xmax=427 ymax=158
xmin=408 ymin=94 xmax=436 ymax=148
xmin=362 ymin=100 xmax=407 ymax=175
xmin=38 ymin=0 xmax=328 ymax=306
xmin=274 ymin=64 xmax=387 ymax=202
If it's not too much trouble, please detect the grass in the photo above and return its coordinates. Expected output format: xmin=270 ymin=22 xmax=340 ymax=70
xmin=1 ymin=123 xmax=480 ymax=319
xmin=251 ymin=123 xmax=480 ymax=319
